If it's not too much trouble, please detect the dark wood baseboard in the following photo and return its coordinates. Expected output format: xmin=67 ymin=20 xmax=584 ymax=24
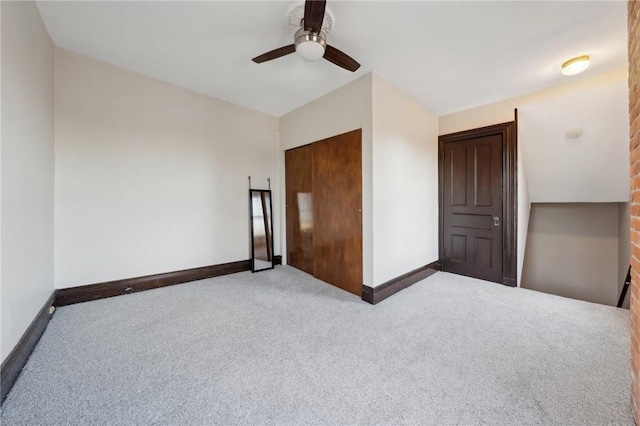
xmin=362 ymin=261 xmax=440 ymax=305
xmin=1 ymin=291 xmax=56 ymax=404
xmin=56 ymin=256 xmax=282 ymax=307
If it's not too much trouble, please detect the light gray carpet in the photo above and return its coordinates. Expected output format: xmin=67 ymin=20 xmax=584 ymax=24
xmin=1 ymin=266 xmax=633 ymax=425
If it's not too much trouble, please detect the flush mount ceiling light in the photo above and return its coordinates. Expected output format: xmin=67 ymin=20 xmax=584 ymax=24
xmin=561 ymin=55 xmax=590 ymax=76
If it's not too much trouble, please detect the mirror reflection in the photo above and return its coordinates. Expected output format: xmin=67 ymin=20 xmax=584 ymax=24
xmin=250 ymin=189 xmax=274 ymax=272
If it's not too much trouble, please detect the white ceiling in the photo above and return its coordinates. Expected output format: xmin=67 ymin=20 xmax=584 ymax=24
xmin=36 ymin=1 xmax=628 ymax=117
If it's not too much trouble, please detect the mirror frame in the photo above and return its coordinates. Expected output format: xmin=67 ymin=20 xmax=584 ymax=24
xmin=249 ymin=189 xmax=275 ymax=272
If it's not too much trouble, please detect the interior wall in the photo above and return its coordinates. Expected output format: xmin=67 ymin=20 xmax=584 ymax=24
xmin=371 ymin=74 xmax=439 ymax=285
xmin=279 ymin=74 xmax=373 ymax=287
xmin=518 ymin=81 xmax=629 ymax=203
xmin=439 ymin=67 xmax=628 ymax=136
xmin=439 ymin=68 xmax=629 ymax=289
xmin=54 ymin=49 xmax=279 ymax=288
xmin=516 ymin=130 xmax=530 ymax=286
xmin=521 ymin=203 xmax=620 ymax=306
xmin=1 ymin=1 xmax=55 ymax=362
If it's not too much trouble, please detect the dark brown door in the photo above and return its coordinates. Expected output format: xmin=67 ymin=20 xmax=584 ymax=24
xmin=285 ymin=144 xmax=314 ymax=275
xmin=312 ymin=129 xmax=363 ymax=296
xmin=441 ymin=135 xmax=503 ymax=283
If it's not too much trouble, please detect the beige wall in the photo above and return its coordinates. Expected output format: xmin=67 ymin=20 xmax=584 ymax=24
xmin=54 ymin=49 xmax=279 ymax=288
xmin=1 ymin=1 xmax=55 ymax=362
xmin=439 ymin=67 xmax=627 ymax=136
xmin=521 ymin=203 xmax=620 ymax=306
xmin=516 ymin=133 xmax=531 ymax=286
xmin=279 ymin=73 xmax=440 ymax=287
xmin=519 ymin=80 xmax=629 ymax=203
xmin=371 ymin=74 xmax=439 ymax=284
xmin=279 ymin=74 xmax=374 ymax=286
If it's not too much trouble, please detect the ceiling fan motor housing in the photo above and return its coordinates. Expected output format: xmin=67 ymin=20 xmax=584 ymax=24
xmin=294 ymin=29 xmax=326 ymax=61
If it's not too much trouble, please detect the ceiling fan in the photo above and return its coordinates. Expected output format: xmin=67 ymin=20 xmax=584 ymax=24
xmin=252 ymin=0 xmax=361 ymax=72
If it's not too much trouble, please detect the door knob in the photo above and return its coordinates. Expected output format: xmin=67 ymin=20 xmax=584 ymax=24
xmin=493 ymin=216 xmax=501 ymax=227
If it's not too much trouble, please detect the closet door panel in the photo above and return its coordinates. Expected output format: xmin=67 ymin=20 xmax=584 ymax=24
xmin=285 ymin=145 xmax=314 ymax=275
xmin=312 ymin=129 xmax=363 ymax=296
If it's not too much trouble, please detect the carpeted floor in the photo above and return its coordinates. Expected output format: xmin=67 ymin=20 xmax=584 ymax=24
xmin=0 ymin=266 xmax=633 ymax=425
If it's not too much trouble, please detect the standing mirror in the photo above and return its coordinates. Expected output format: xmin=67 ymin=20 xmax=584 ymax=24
xmin=250 ymin=189 xmax=274 ymax=272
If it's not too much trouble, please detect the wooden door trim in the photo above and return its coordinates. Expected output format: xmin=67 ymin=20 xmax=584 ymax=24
xmin=438 ymin=121 xmax=517 ymax=287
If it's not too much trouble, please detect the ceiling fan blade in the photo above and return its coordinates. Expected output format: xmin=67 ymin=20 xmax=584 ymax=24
xmin=252 ymin=45 xmax=296 ymax=63
xmin=323 ymin=45 xmax=361 ymax=72
xmin=304 ymin=0 xmax=326 ymax=33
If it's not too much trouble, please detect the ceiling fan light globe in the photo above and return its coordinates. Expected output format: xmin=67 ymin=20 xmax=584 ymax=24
xmin=294 ymin=29 xmax=327 ymax=62
xmin=296 ymin=41 xmax=325 ymax=61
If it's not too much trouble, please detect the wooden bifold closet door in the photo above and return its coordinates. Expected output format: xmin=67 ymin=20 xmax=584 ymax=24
xmin=285 ymin=144 xmax=314 ymax=275
xmin=285 ymin=129 xmax=363 ymax=296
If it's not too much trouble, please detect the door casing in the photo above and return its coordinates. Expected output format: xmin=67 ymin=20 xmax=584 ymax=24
xmin=438 ymin=121 xmax=517 ymax=287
